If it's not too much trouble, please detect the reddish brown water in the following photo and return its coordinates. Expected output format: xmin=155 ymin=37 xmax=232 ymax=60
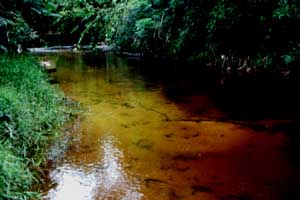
xmin=42 ymin=53 xmax=299 ymax=200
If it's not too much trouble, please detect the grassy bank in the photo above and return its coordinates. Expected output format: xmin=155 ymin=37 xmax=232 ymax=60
xmin=0 ymin=55 xmax=71 ymax=199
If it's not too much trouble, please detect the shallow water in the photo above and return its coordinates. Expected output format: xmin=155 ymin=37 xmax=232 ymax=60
xmin=42 ymin=53 xmax=299 ymax=200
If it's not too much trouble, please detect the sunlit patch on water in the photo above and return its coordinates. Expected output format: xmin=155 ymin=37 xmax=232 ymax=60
xmin=44 ymin=136 xmax=143 ymax=200
xmin=95 ymin=136 xmax=143 ymax=199
xmin=45 ymin=166 xmax=99 ymax=200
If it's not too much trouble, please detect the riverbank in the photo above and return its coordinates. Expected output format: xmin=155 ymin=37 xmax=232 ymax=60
xmin=0 ymin=55 xmax=72 ymax=199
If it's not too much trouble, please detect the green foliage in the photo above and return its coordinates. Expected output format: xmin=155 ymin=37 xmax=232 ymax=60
xmin=2 ymin=0 xmax=300 ymax=76
xmin=0 ymin=55 xmax=71 ymax=199
xmin=104 ymin=0 xmax=153 ymax=50
xmin=44 ymin=0 xmax=112 ymax=45
xmin=0 ymin=145 xmax=39 ymax=200
xmin=169 ymin=0 xmax=183 ymax=9
xmin=0 ymin=0 xmax=45 ymax=51
xmin=135 ymin=18 xmax=155 ymax=38
xmin=282 ymin=54 xmax=294 ymax=65
xmin=6 ymin=12 xmax=39 ymax=47
xmin=104 ymin=0 xmax=174 ymax=53
xmin=273 ymin=0 xmax=298 ymax=19
xmin=133 ymin=18 xmax=157 ymax=51
xmin=35 ymin=0 xmax=299 ymax=75
xmin=207 ymin=0 xmax=239 ymax=34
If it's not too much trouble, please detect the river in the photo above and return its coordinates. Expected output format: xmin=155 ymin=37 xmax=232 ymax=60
xmin=40 ymin=52 xmax=299 ymax=200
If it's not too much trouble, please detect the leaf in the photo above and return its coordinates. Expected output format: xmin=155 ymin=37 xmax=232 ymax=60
xmin=282 ymin=54 xmax=294 ymax=64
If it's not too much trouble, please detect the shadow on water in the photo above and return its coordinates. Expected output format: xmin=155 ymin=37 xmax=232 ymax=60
xmin=121 ymin=56 xmax=300 ymax=121
xmin=212 ymin=79 xmax=300 ymax=120
xmin=39 ymin=52 xmax=300 ymax=200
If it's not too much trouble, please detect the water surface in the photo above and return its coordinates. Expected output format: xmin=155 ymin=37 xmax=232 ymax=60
xmin=42 ymin=53 xmax=299 ymax=200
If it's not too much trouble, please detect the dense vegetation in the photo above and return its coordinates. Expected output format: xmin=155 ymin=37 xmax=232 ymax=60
xmin=0 ymin=56 xmax=71 ymax=199
xmin=2 ymin=0 xmax=300 ymax=77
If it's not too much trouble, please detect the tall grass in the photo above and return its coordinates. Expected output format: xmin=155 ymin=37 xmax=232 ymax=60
xmin=0 ymin=55 xmax=71 ymax=199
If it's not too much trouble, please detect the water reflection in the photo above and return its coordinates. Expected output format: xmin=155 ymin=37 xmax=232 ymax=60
xmin=45 ymin=166 xmax=98 ymax=200
xmin=96 ymin=136 xmax=143 ymax=199
xmin=45 ymin=135 xmax=142 ymax=200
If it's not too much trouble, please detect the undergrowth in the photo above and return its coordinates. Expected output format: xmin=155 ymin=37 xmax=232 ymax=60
xmin=0 ymin=55 xmax=72 ymax=199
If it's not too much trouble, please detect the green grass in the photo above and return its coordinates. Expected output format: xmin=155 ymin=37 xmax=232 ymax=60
xmin=0 ymin=55 xmax=71 ymax=199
